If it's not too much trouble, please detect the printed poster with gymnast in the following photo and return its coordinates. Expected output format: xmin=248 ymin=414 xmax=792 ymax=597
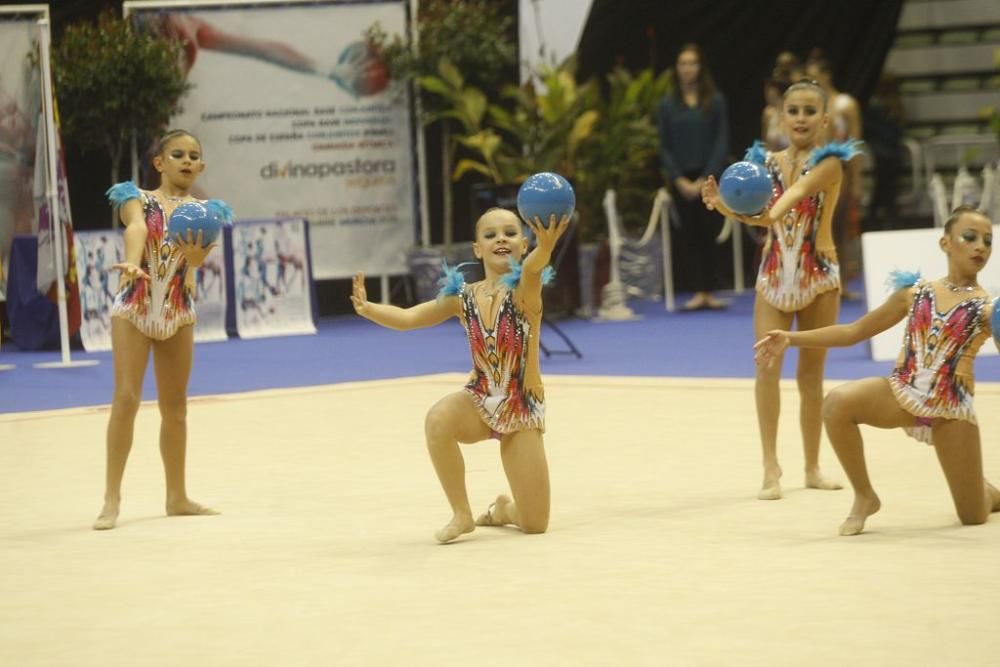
xmin=231 ymin=218 xmax=315 ymax=338
xmin=130 ymin=1 xmax=414 ymax=280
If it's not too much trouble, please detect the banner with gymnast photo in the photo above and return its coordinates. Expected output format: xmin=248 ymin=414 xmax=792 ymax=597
xmin=74 ymin=231 xmax=123 ymax=351
xmin=0 ymin=13 xmax=41 ymax=295
xmin=231 ymin=218 xmax=316 ymax=338
xmin=130 ymin=1 xmax=415 ymax=280
xmin=74 ymin=230 xmax=229 ymax=351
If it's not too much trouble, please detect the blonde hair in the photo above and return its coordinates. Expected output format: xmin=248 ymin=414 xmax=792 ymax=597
xmin=474 ymin=207 xmax=520 ymax=234
xmin=783 ymin=79 xmax=828 ymax=110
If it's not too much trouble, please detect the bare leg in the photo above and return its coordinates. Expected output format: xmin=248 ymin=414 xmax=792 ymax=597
xmin=476 ymin=429 xmax=550 ymax=534
xmin=424 ymin=392 xmax=491 ymax=543
xmin=95 ymin=318 xmax=152 ymax=530
xmin=822 ymin=378 xmax=915 ymax=535
xmin=795 ymin=290 xmax=842 ymax=490
xmin=931 ymin=420 xmax=995 ymax=526
xmin=153 ymin=325 xmax=218 ymax=518
xmin=753 ymin=298 xmax=794 ymax=499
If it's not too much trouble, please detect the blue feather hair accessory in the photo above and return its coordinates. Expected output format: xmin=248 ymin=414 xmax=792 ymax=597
xmin=499 ymin=256 xmax=555 ymax=290
xmin=204 ymin=199 xmax=234 ymax=225
xmin=808 ymin=139 xmax=863 ymax=168
xmin=885 ymin=269 xmax=921 ymax=293
xmin=743 ymin=140 xmax=768 ymax=165
xmin=436 ymin=261 xmax=475 ymax=298
xmin=992 ymin=297 xmax=1000 ymax=350
xmin=106 ymin=181 xmax=142 ymax=208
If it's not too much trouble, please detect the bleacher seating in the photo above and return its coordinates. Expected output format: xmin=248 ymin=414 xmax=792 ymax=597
xmin=880 ymin=0 xmax=1000 ymax=220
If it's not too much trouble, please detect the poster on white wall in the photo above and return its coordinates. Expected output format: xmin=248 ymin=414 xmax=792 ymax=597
xmin=231 ymin=218 xmax=315 ymax=338
xmin=862 ymin=227 xmax=1000 ymax=362
xmin=74 ymin=231 xmax=123 ymax=351
xmin=130 ymin=1 xmax=414 ymax=279
xmin=74 ymin=229 xmax=229 ymax=350
xmin=192 ymin=232 xmax=228 ymax=343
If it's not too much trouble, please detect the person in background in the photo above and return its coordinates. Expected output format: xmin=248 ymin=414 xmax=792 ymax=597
xmin=656 ymin=43 xmax=730 ymax=311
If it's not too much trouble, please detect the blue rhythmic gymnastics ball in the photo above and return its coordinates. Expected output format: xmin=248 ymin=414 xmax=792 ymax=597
xmin=169 ymin=201 xmax=223 ymax=244
xmin=517 ymin=172 xmax=575 ymax=224
xmin=719 ymin=161 xmax=773 ymax=216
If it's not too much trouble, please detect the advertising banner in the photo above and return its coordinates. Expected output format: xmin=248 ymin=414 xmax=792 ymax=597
xmin=0 ymin=14 xmax=40 ymax=294
xmin=132 ymin=1 xmax=414 ymax=280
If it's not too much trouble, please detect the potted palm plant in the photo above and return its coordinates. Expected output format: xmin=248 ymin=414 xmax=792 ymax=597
xmin=415 ymin=58 xmax=673 ymax=314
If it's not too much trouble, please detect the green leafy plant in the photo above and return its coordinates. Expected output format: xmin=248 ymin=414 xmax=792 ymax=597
xmin=574 ymin=67 xmax=673 ymax=241
xmin=51 ymin=8 xmax=190 ymax=190
xmin=423 ymin=58 xmax=599 ymax=187
xmin=421 ymin=59 xmax=671 ymax=242
xmin=366 ymin=0 xmax=517 ymax=245
xmin=366 ymin=0 xmax=516 ymax=113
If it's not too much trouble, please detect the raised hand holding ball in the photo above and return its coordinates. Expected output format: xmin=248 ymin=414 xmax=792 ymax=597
xmin=517 ymin=172 xmax=575 ymax=225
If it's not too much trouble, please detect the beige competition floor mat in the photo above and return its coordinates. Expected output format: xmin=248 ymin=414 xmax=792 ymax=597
xmin=2 ymin=374 xmax=999 ymax=666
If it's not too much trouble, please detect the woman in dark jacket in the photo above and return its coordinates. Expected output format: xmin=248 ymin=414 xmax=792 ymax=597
xmin=656 ymin=43 xmax=730 ymax=310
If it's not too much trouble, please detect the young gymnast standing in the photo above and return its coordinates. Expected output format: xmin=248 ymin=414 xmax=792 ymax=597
xmin=351 ymin=209 xmax=568 ymax=543
xmin=754 ymin=206 xmax=1000 ymax=535
xmin=702 ymin=80 xmax=859 ymax=500
xmin=95 ymin=130 xmax=229 ymax=530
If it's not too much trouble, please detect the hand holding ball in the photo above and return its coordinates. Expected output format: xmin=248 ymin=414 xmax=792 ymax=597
xmin=718 ymin=162 xmax=773 ymax=216
xmin=169 ymin=201 xmax=230 ymax=245
xmin=517 ymin=172 xmax=575 ymax=225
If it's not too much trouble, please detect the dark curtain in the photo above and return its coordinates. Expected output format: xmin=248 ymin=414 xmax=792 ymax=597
xmin=577 ymin=0 xmax=904 ymax=156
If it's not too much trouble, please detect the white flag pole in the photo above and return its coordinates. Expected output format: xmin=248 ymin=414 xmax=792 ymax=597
xmin=33 ymin=17 xmax=98 ymax=369
xmin=410 ymin=0 xmax=430 ymax=249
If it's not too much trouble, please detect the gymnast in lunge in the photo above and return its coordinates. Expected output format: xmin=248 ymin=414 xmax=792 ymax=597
xmin=95 ymin=130 xmax=230 ymax=530
xmin=351 ymin=208 xmax=569 ymax=543
xmin=754 ymin=206 xmax=1000 ymax=535
xmin=701 ymin=79 xmax=860 ymax=500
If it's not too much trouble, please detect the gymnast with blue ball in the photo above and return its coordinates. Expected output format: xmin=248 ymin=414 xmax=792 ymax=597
xmin=351 ymin=173 xmax=570 ymax=543
xmin=701 ymin=79 xmax=861 ymax=501
xmin=95 ymin=129 xmax=231 ymax=530
xmin=754 ymin=206 xmax=1000 ymax=535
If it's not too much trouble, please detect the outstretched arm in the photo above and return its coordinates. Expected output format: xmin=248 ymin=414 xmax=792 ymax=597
xmin=519 ymin=214 xmax=570 ymax=312
xmin=350 ymin=272 xmax=459 ymax=330
xmin=754 ymin=287 xmax=911 ymax=367
xmin=111 ymin=199 xmax=150 ymax=285
xmin=158 ymin=14 xmax=317 ymax=74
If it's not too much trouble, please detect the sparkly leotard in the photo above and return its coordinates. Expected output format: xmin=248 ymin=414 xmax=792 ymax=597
xmin=107 ymin=183 xmax=194 ymax=340
xmin=889 ymin=279 xmax=991 ymax=444
xmin=459 ymin=285 xmax=545 ymax=434
xmin=748 ymin=141 xmax=858 ymax=312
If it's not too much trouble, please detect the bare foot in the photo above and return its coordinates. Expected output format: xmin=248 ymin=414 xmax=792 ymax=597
xmin=839 ymin=493 xmax=881 ymax=536
xmin=166 ymin=499 xmax=220 ymax=517
xmin=93 ymin=500 xmax=120 ymax=530
xmin=434 ymin=515 xmax=475 ymax=544
xmin=987 ymin=482 xmax=1000 ymax=512
xmin=805 ymin=469 xmax=844 ymax=491
xmin=758 ymin=465 xmax=782 ymax=500
xmin=475 ymin=495 xmax=514 ymax=526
